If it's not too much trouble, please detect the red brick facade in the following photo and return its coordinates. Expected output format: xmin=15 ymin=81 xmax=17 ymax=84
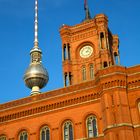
xmin=0 ymin=14 xmax=140 ymax=140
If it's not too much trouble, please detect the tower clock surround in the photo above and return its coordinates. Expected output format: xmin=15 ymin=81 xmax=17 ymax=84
xmin=80 ymin=45 xmax=93 ymax=58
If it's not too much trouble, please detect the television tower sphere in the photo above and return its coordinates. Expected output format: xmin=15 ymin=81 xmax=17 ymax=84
xmin=23 ymin=52 xmax=49 ymax=95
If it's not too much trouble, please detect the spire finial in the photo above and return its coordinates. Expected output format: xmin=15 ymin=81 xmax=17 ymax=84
xmin=34 ymin=0 xmax=38 ymax=48
xmin=84 ymin=0 xmax=91 ymax=20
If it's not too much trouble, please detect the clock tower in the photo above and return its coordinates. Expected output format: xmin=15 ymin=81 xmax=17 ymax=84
xmin=60 ymin=5 xmax=120 ymax=87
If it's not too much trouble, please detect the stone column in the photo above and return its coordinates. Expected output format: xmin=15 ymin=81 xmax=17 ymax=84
xmin=99 ymin=34 xmax=101 ymax=49
xmin=68 ymin=72 xmax=70 ymax=86
xmin=104 ymin=32 xmax=107 ymax=49
xmin=63 ymin=73 xmax=66 ymax=87
xmin=118 ymin=52 xmax=120 ymax=65
xmin=66 ymin=44 xmax=69 ymax=59
xmin=107 ymin=36 xmax=110 ymax=50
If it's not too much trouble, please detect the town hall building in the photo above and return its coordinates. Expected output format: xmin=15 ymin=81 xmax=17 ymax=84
xmin=0 ymin=0 xmax=140 ymax=140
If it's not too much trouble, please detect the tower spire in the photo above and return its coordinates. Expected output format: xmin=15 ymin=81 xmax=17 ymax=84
xmin=30 ymin=0 xmax=42 ymax=63
xmin=24 ymin=0 xmax=49 ymax=95
xmin=84 ymin=0 xmax=91 ymax=20
xmin=34 ymin=0 xmax=39 ymax=48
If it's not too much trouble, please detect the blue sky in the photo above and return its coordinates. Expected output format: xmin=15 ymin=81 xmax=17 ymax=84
xmin=0 ymin=0 xmax=140 ymax=103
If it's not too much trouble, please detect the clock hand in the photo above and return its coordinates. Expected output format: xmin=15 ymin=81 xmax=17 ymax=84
xmin=86 ymin=50 xmax=90 ymax=54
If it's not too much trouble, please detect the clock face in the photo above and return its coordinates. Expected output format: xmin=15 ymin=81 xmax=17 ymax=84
xmin=80 ymin=45 xmax=93 ymax=58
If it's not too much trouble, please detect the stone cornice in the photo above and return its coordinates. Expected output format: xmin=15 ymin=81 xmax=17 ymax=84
xmin=60 ymin=14 xmax=109 ymax=42
xmin=1 ymin=65 xmax=140 ymax=124
xmin=0 ymin=95 xmax=100 ymax=124
xmin=103 ymin=123 xmax=140 ymax=132
xmin=0 ymin=85 xmax=98 ymax=112
xmin=0 ymin=80 xmax=96 ymax=111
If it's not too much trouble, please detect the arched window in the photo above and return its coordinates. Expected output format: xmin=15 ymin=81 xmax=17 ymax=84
xmin=86 ymin=115 xmax=98 ymax=138
xmin=63 ymin=44 xmax=67 ymax=60
xmin=63 ymin=43 xmax=71 ymax=61
xmin=68 ymin=43 xmax=71 ymax=60
xmin=100 ymin=32 xmax=105 ymax=49
xmin=90 ymin=64 xmax=94 ymax=79
xmin=64 ymin=72 xmax=72 ymax=86
xmin=63 ymin=121 xmax=74 ymax=140
xmin=19 ymin=131 xmax=28 ymax=140
xmin=64 ymin=73 xmax=69 ymax=87
xmin=40 ymin=126 xmax=50 ymax=140
xmin=82 ymin=66 xmax=86 ymax=81
xmin=103 ymin=61 xmax=108 ymax=68
xmin=0 ymin=135 xmax=6 ymax=140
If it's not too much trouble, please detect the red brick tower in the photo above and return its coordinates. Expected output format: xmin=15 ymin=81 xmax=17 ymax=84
xmin=60 ymin=13 xmax=120 ymax=86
